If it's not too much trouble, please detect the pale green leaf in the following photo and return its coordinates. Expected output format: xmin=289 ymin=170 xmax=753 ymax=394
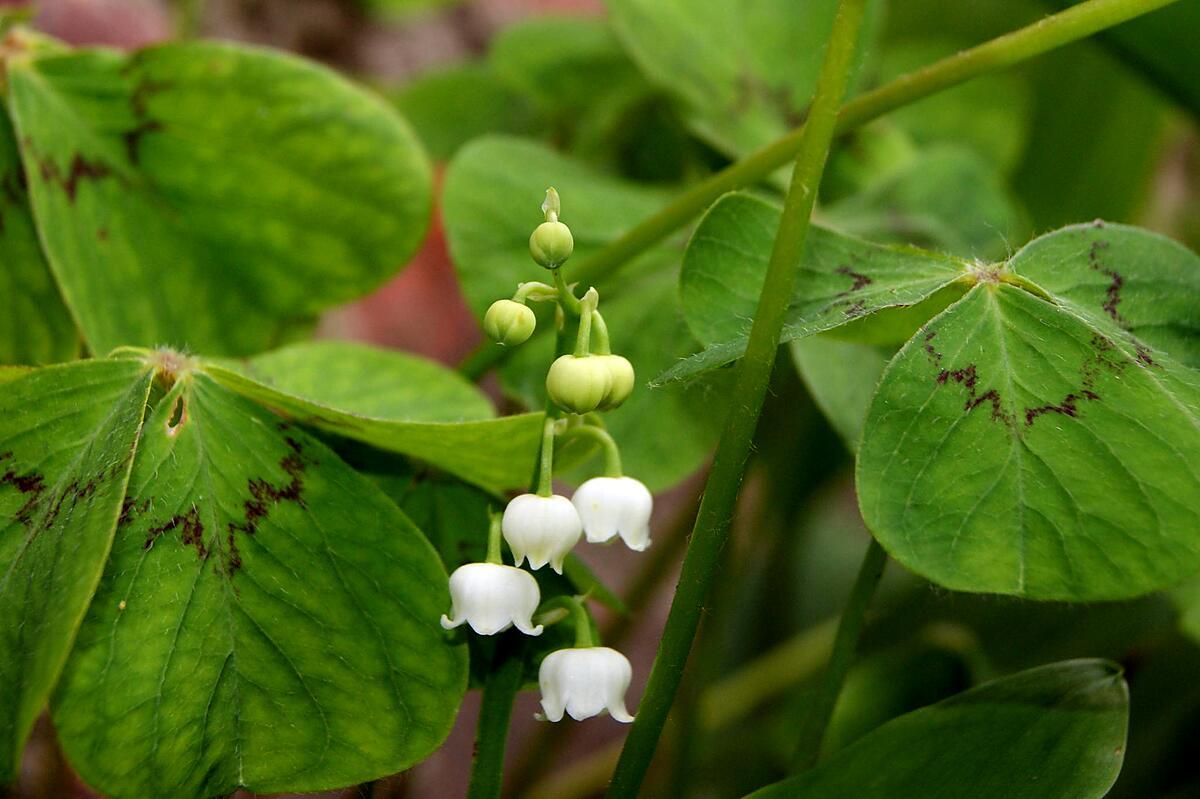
xmin=0 ymin=359 xmax=153 ymax=780
xmin=8 ymin=41 xmax=431 ymax=356
xmin=857 ymin=282 xmax=1200 ymax=600
xmin=0 ymin=104 xmax=76 ymax=365
xmin=749 ymin=660 xmax=1128 ymax=799
xmin=1005 ymin=222 xmax=1200 ymax=370
xmin=233 ymin=340 xmax=496 ymax=423
xmin=53 ymin=370 xmax=465 ymax=797
xmin=203 ymin=360 xmax=542 ymax=491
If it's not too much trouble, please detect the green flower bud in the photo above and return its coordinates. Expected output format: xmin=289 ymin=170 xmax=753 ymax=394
xmin=483 ymin=299 xmax=536 ymax=346
xmin=530 ymin=221 xmax=574 ymax=269
xmin=546 ymin=354 xmax=612 ymax=415
xmin=596 ymin=354 xmax=636 ymax=411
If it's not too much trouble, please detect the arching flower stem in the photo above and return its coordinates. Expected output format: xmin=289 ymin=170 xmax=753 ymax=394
xmin=557 ymin=422 xmax=623 ymax=478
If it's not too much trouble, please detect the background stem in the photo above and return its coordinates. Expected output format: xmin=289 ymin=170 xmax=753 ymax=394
xmin=604 ymin=0 xmax=869 ymax=793
xmin=466 ymin=645 xmax=524 ymax=799
xmin=791 ymin=538 xmax=888 ymax=770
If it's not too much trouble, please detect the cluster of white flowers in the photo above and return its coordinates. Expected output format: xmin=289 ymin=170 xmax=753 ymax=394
xmin=441 ymin=473 xmax=651 ymax=723
xmin=440 ymin=188 xmax=655 ymax=724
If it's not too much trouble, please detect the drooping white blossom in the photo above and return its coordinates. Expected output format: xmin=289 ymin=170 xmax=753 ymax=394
xmin=440 ymin=562 xmax=544 ymax=636
xmin=538 ymin=646 xmax=635 ymax=723
xmin=502 ymin=493 xmax=582 ymax=573
xmin=572 ymin=476 xmax=653 ymax=551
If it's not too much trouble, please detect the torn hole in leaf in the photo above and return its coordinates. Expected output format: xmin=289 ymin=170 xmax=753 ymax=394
xmin=166 ymin=395 xmax=187 ymax=435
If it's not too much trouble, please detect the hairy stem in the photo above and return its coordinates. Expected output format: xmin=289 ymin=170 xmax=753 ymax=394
xmin=605 ymin=0 xmax=869 ymax=793
xmin=791 ymin=537 xmax=888 ymax=770
xmin=458 ymin=0 xmax=1179 ymax=381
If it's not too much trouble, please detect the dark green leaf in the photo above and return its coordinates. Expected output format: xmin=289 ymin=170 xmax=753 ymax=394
xmin=53 ymin=369 xmax=465 ymax=798
xmin=8 ymin=41 xmax=431 ymax=356
xmin=392 ymin=64 xmax=538 ymax=161
xmin=821 ymin=145 xmax=1025 ymax=261
xmin=858 ymin=281 xmax=1200 ymax=600
xmin=873 ymin=40 xmax=1033 ymax=173
xmin=606 ymin=0 xmax=882 ymax=159
xmin=658 ymin=192 xmax=966 ymax=384
xmin=0 ymin=105 xmax=76 ymax=365
xmin=442 ymin=135 xmax=670 ymax=317
xmin=1011 ymin=40 xmax=1168 ymax=230
xmin=0 ymin=359 xmax=153 ymax=781
xmin=789 ymin=337 xmax=889 ymax=452
xmin=749 ymin=660 xmax=1128 ymax=799
xmin=1047 ymin=0 xmax=1200 ymax=118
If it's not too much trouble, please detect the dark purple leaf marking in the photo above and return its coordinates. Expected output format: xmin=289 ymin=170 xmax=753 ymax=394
xmin=922 ymin=332 xmax=1011 ymax=424
xmin=223 ymin=435 xmax=315 ymax=576
xmin=1086 ymin=239 xmax=1130 ymax=329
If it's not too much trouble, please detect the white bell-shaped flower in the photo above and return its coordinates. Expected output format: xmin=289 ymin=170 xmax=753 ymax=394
xmin=440 ymin=562 xmax=544 ymax=636
xmin=572 ymin=476 xmax=653 ymax=551
xmin=502 ymin=493 xmax=582 ymax=573
xmin=539 ymin=646 xmax=635 ymax=723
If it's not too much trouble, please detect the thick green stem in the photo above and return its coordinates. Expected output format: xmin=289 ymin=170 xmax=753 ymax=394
xmin=457 ymin=0 xmax=1179 ymax=382
xmin=605 ymin=1 xmax=868 ymax=794
xmin=467 ymin=647 xmax=524 ymax=799
xmin=536 ymin=417 xmax=557 ymax=497
xmin=791 ymin=537 xmax=888 ymax=770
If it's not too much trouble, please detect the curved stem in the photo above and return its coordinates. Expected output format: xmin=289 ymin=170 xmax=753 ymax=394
xmin=456 ymin=0 xmax=1179 ymax=382
xmin=557 ymin=424 xmax=622 ymax=478
xmin=791 ymin=537 xmax=887 ymax=770
xmin=605 ymin=0 xmax=868 ymax=793
xmin=552 ymin=267 xmax=582 ymax=316
xmin=569 ymin=597 xmax=595 ymax=648
xmin=467 ymin=644 xmax=524 ymax=799
xmin=513 ymin=281 xmax=557 ymax=303
xmin=536 ymin=417 xmax=557 ymax=497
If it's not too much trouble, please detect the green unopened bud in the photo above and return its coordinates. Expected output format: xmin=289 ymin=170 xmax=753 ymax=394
xmin=546 ymin=354 xmax=612 ymax=415
xmin=483 ymin=299 xmax=536 ymax=346
xmin=530 ymin=221 xmax=574 ymax=269
xmin=596 ymin=355 xmax=635 ymax=411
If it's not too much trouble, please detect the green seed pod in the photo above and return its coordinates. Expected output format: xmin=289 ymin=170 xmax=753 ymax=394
xmin=597 ymin=354 xmax=636 ymax=411
xmin=546 ymin=354 xmax=612 ymax=415
xmin=483 ymin=299 xmax=536 ymax=346
xmin=529 ymin=221 xmax=574 ymax=269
